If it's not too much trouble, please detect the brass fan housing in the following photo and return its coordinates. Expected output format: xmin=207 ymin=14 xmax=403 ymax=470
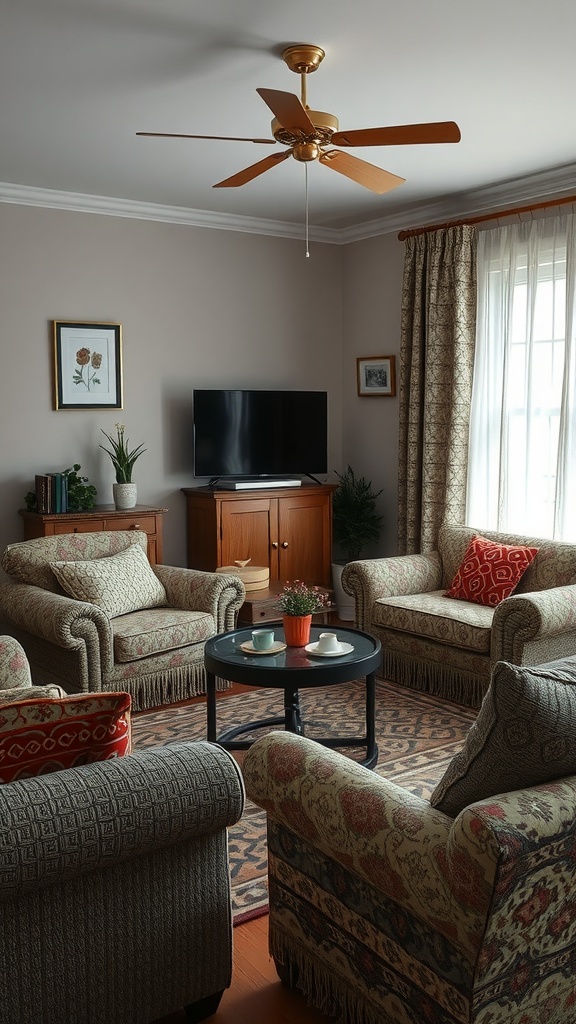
xmin=281 ymin=44 xmax=325 ymax=75
xmin=271 ymin=110 xmax=339 ymax=150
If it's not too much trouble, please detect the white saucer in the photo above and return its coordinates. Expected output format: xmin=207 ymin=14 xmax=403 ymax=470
xmin=239 ymin=640 xmax=287 ymax=655
xmin=305 ymin=641 xmax=354 ymax=657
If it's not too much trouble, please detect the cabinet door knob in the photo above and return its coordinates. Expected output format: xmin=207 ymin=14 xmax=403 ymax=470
xmin=281 ymin=541 xmax=289 ymax=549
xmin=271 ymin=541 xmax=279 ymax=549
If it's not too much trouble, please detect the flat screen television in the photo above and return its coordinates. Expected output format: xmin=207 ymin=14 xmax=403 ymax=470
xmin=193 ymin=389 xmax=328 ymax=481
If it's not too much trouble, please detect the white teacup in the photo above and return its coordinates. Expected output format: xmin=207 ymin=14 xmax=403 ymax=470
xmin=316 ymin=632 xmax=341 ymax=654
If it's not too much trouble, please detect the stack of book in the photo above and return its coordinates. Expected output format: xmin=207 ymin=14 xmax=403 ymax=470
xmin=35 ymin=473 xmax=69 ymax=514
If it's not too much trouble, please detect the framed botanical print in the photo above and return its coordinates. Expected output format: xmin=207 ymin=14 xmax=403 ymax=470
xmin=53 ymin=321 xmax=123 ymax=410
xmin=357 ymin=355 xmax=396 ymax=397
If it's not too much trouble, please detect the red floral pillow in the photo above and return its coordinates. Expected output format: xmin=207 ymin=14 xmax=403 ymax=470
xmin=445 ymin=535 xmax=538 ymax=607
xmin=0 ymin=691 xmax=131 ymax=784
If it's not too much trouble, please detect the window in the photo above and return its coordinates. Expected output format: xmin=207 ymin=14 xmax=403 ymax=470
xmin=467 ymin=214 xmax=576 ymax=540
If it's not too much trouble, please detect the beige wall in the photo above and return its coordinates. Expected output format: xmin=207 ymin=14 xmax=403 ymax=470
xmin=0 ymin=201 xmax=404 ymax=568
xmin=341 ymin=232 xmax=405 ymax=555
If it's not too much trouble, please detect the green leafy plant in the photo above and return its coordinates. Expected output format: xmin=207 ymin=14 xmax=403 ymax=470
xmin=276 ymin=580 xmax=331 ymax=616
xmin=63 ymin=465 xmax=97 ymax=511
xmin=24 ymin=464 xmax=97 ymax=512
xmin=100 ymin=423 xmax=146 ymax=483
xmin=332 ymin=465 xmax=383 ymax=562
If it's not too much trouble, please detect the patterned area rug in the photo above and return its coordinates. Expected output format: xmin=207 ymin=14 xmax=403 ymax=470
xmin=131 ymin=679 xmax=477 ymax=925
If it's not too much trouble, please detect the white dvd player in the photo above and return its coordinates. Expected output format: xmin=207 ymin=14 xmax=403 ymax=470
xmin=213 ymin=478 xmax=302 ymax=490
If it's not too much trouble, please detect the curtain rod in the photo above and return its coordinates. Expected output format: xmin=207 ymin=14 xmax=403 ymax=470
xmin=397 ymin=192 xmax=576 ymax=241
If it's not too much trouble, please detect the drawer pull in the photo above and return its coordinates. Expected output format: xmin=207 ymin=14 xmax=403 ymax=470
xmin=130 ymin=525 xmax=141 ymax=531
xmin=73 ymin=528 xmax=78 ymax=533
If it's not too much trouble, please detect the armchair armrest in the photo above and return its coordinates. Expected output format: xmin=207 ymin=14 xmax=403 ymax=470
xmin=342 ymin=551 xmax=443 ymax=630
xmin=0 ymin=741 xmax=244 ymax=903
xmin=154 ymin=566 xmax=245 ymax=632
xmin=243 ymin=732 xmax=495 ymax=958
xmin=491 ymin=585 xmax=576 ymax=665
xmin=0 ymin=634 xmax=32 ymax=690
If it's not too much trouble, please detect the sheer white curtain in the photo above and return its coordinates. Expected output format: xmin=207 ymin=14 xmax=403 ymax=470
xmin=467 ymin=213 xmax=576 ymax=540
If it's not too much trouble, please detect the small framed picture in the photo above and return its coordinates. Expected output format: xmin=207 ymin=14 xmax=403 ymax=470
xmin=53 ymin=321 xmax=123 ymax=410
xmin=357 ymin=355 xmax=396 ymax=397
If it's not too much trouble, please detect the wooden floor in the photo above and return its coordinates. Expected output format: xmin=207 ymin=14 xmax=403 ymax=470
xmin=156 ymin=914 xmax=330 ymax=1024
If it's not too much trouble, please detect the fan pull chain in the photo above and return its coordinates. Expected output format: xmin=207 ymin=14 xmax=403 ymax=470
xmin=305 ymin=163 xmax=310 ymax=258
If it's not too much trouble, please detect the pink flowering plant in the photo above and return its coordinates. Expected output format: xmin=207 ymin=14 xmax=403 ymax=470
xmin=276 ymin=580 xmax=331 ymax=616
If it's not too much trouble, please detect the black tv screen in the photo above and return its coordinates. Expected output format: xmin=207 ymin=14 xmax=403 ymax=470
xmin=193 ymin=389 xmax=328 ymax=479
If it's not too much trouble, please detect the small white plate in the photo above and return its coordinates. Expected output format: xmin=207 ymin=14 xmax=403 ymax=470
xmin=305 ymin=641 xmax=354 ymax=657
xmin=239 ymin=640 xmax=287 ymax=655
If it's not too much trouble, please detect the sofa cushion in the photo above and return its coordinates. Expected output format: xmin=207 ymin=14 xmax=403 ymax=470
xmin=445 ymin=534 xmax=538 ymax=607
xmin=0 ymin=691 xmax=131 ymax=783
xmin=430 ymin=657 xmax=576 ymax=816
xmin=112 ymin=608 xmax=215 ymax=662
xmin=50 ymin=543 xmax=167 ymax=618
xmin=373 ymin=590 xmax=493 ymax=653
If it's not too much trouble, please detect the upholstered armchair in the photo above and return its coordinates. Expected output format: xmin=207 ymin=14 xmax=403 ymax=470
xmin=342 ymin=522 xmax=576 ymax=707
xmin=0 ymin=531 xmax=245 ymax=710
xmin=244 ymin=655 xmax=576 ymax=1023
xmin=1 ymin=738 xmax=245 ymax=1024
xmin=0 ymin=632 xmax=65 ymax=703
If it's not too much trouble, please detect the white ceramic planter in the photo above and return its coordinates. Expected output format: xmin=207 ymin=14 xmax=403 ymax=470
xmin=331 ymin=561 xmax=355 ymax=621
xmin=113 ymin=482 xmax=137 ymax=510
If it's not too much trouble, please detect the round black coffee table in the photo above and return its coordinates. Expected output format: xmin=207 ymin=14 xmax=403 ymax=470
xmin=204 ymin=622 xmax=382 ymax=768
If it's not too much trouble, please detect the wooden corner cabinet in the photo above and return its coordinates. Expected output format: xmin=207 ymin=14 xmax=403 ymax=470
xmin=182 ymin=484 xmax=336 ymax=587
xmin=19 ymin=504 xmax=168 ymax=565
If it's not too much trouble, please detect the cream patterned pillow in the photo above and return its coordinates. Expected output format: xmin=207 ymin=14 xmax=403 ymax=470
xmin=50 ymin=543 xmax=167 ymax=618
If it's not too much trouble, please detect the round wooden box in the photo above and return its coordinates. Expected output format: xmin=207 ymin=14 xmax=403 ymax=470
xmin=216 ymin=563 xmax=270 ymax=592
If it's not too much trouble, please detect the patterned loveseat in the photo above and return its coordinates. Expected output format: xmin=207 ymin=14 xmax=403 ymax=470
xmin=0 ymin=531 xmax=245 ymax=710
xmin=342 ymin=523 xmax=576 ymax=707
xmin=244 ymin=652 xmax=576 ymax=1024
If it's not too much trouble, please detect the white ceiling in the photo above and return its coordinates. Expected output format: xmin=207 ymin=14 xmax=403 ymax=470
xmin=2 ymin=0 xmax=576 ymax=238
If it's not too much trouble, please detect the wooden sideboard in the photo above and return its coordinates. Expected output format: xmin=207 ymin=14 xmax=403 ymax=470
xmin=181 ymin=484 xmax=336 ymax=587
xmin=19 ymin=505 xmax=168 ymax=565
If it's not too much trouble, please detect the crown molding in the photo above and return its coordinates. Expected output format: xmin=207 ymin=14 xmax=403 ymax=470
xmin=1 ymin=162 xmax=575 ymax=245
xmin=0 ymin=182 xmax=337 ymax=243
xmin=338 ymin=162 xmax=576 ymax=243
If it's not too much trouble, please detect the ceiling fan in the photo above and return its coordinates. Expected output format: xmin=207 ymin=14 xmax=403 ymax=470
xmin=137 ymin=44 xmax=461 ymax=195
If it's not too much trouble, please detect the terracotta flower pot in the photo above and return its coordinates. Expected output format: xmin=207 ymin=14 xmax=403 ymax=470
xmin=283 ymin=614 xmax=312 ymax=647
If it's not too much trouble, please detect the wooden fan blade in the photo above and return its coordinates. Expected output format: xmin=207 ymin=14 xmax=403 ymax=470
xmin=319 ymin=150 xmax=405 ymax=194
xmin=136 ymin=132 xmax=276 ymax=144
xmin=331 ymin=121 xmax=461 ymax=147
xmin=213 ymin=150 xmax=290 ymax=188
xmin=256 ymin=88 xmax=316 ymax=136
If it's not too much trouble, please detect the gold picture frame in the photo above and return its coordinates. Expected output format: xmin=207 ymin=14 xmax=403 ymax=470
xmin=357 ymin=355 xmax=396 ymax=397
xmin=53 ymin=320 xmax=123 ymax=410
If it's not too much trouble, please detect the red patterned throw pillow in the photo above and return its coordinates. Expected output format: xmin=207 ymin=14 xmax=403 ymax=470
xmin=445 ymin=535 xmax=538 ymax=607
xmin=0 ymin=691 xmax=131 ymax=784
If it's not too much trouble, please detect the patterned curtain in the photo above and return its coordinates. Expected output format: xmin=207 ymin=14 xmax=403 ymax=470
xmin=397 ymin=224 xmax=477 ymax=554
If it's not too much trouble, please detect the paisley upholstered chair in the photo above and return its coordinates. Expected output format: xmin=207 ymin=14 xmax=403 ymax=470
xmin=244 ymin=654 xmax=576 ymax=1024
xmin=0 ymin=632 xmax=65 ymax=703
xmin=0 ymin=530 xmax=245 ymax=710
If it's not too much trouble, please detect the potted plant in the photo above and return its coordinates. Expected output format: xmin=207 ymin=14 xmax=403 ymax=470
xmin=276 ymin=580 xmax=331 ymax=647
xmin=100 ymin=423 xmax=146 ymax=509
xmin=332 ymin=465 xmax=383 ymax=620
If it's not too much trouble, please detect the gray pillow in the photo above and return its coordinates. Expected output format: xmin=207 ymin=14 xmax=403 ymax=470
xmin=430 ymin=657 xmax=576 ymax=817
